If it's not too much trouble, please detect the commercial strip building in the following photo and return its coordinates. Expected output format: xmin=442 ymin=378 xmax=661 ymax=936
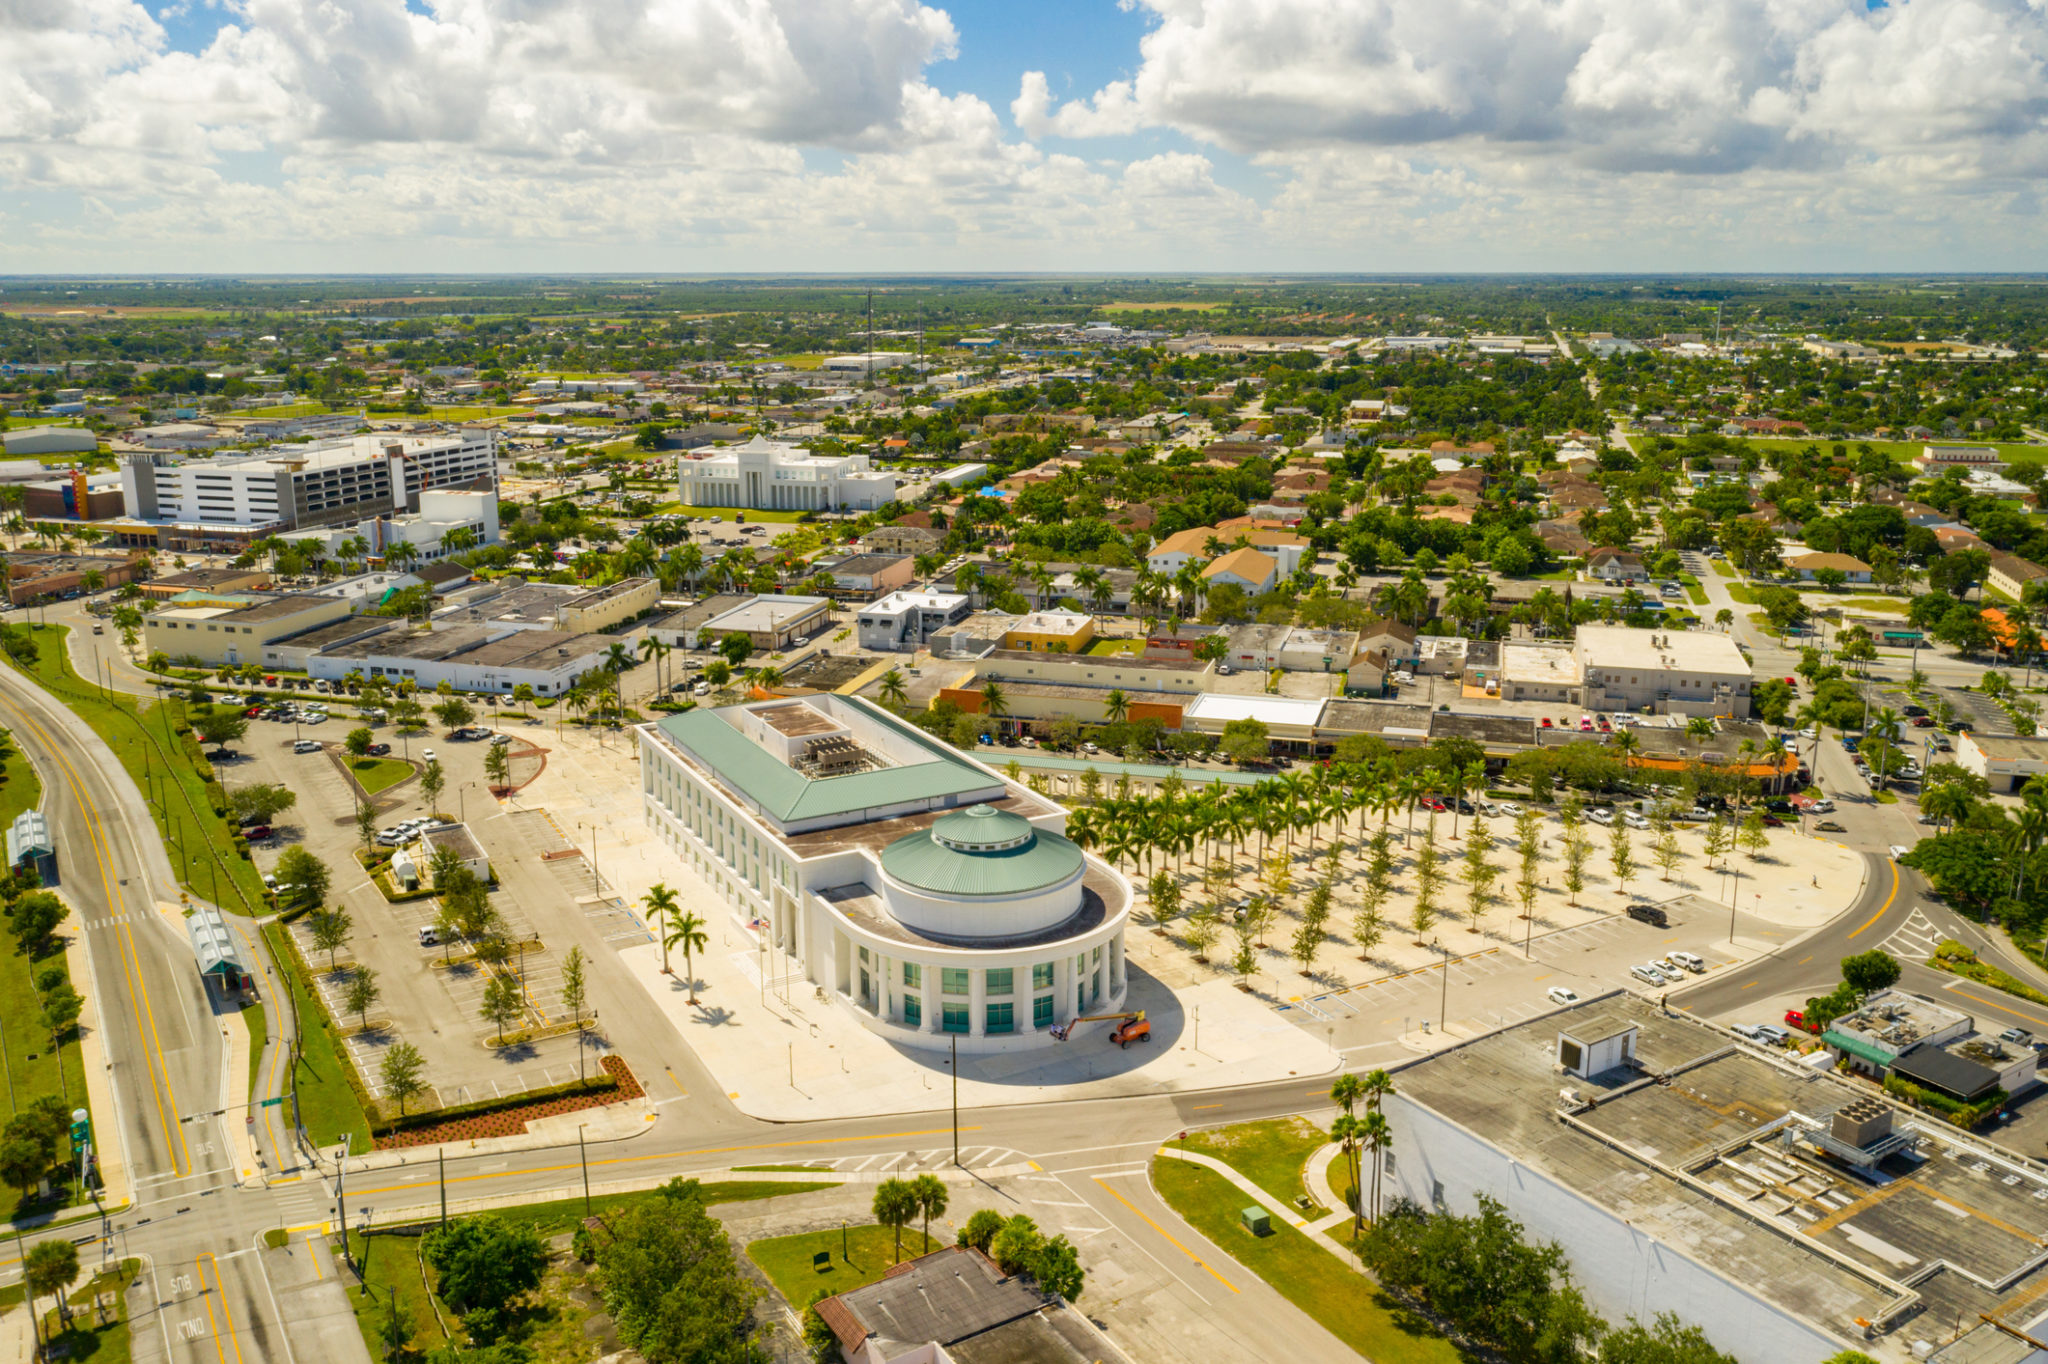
xmin=294 ymin=622 xmax=612 ymax=695
xmin=430 ymin=576 xmax=658 ymax=635
xmin=1572 ymin=626 xmax=1753 ymax=717
xmin=277 ymin=487 xmax=501 ymax=564
xmin=142 ymin=592 xmax=353 ymax=667
xmin=699 ymin=594 xmax=834 ymax=650
xmin=1822 ymin=990 xmax=2038 ymax=1101
xmin=1387 ymin=995 xmax=2048 ymax=1363
xmin=2 ymin=551 xmax=146 ymax=605
xmin=639 ymin=696 xmax=1131 ymax=1055
xmin=675 ymin=434 xmax=896 ymax=512
xmin=1954 ymin=731 xmax=2048 ymax=794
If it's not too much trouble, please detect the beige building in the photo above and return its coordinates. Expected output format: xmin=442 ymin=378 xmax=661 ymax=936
xmin=1498 ymin=642 xmax=1583 ymax=704
xmin=556 ymin=577 xmax=659 ymax=633
xmin=1573 ymin=626 xmax=1752 ymax=717
xmin=143 ymin=592 xmax=353 ymax=667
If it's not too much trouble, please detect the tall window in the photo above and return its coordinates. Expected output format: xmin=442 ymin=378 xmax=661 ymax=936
xmin=941 ymin=1005 xmax=969 ymax=1034
xmin=985 ymin=968 xmax=1013 ymax=996
xmin=902 ymin=962 xmax=922 ymax=990
xmin=941 ymin=968 xmax=969 ymax=996
xmin=1032 ymin=962 xmax=1054 ymax=991
xmin=903 ymin=996 xmax=922 ymax=1028
xmin=986 ymin=1002 xmax=1014 ymax=1034
xmin=1033 ymin=995 xmax=1054 ymax=1029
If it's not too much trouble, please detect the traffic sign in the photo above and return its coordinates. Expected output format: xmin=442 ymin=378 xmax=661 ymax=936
xmin=260 ymin=1096 xmax=284 ymax=1108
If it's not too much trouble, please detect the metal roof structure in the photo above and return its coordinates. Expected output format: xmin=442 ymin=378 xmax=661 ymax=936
xmin=879 ymin=805 xmax=1083 ymax=899
xmin=5 ymin=809 xmax=51 ymax=863
xmin=187 ymin=905 xmax=247 ymax=979
xmin=654 ymin=699 xmax=998 ymax=826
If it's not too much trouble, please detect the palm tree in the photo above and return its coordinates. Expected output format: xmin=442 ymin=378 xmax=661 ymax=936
xmin=1361 ymin=1110 xmax=1392 ymax=1223
xmin=1685 ymin=716 xmax=1716 ymax=743
xmin=644 ymin=883 xmax=680 ymax=970
xmin=667 ymin=911 xmax=709 ymax=1004
xmin=1609 ymin=727 xmax=1641 ymax=775
xmin=641 ymin=636 xmax=670 ymax=696
xmin=1331 ymin=1113 xmax=1364 ymax=1232
xmin=878 ymin=668 xmax=910 ymax=710
xmin=978 ymin=681 xmax=1009 ymax=735
xmin=910 ymin=1172 xmax=949 ymax=1254
xmin=1104 ymin=689 xmax=1131 ymax=725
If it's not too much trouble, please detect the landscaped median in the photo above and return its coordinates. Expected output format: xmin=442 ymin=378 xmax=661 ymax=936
xmin=1 ymin=623 xmax=267 ymax=913
xmin=1150 ymin=1150 xmax=1463 ymax=1364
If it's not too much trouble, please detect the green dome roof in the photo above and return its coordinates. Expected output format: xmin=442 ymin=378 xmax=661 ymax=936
xmin=880 ymin=805 xmax=1084 ymax=898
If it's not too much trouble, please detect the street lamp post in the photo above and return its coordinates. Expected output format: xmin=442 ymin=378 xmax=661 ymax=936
xmin=1434 ymin=937 xmax=1450 ymax=1030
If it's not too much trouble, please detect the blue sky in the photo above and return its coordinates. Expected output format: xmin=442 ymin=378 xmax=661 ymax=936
xmin=6 ymin=1 xmax=2045 ymax=272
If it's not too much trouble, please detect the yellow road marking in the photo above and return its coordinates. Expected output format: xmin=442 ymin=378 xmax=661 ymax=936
xmin=1846 ymin=861 xmax=1901 ymax=940
xmin=1094 ymin=1177 xmax=1239 ymax=1293
xmin=0 ymin=686 xmax=190 ymax=1175
xmin=200 ymin=1253 xmax=246 ymax=1364
xmin=353 ymin=1126 xmax=982 ymax=1197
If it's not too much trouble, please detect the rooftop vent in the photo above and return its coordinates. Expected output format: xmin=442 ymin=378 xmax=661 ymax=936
xmin=1831 ymin=1097 xmax=1895 ymax=1150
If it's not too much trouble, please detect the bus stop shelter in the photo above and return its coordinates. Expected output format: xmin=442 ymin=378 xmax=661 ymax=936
xmin=188 ymin=905 xmax=251 ymax=992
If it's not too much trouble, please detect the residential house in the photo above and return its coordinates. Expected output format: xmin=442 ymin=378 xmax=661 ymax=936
xmin=1935 ymin=525 xmax=1989 ymax=554
xmin=811 ymin=1245 xmax=1131 ymax=1364
xmin=1201 ymin=547 xmax=1280 ymax=593
xmin=1785 ymin=551 xmax=1873 ymax=584
xmin=1585 ymin=549 xmax=1648 ymax=584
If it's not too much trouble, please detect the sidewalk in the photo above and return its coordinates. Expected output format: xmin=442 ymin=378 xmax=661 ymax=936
xmin=1155 ymin=1147 xmax=1354 ymax=1260
xmin=62 ymin=929 xmax=130 ymax=1214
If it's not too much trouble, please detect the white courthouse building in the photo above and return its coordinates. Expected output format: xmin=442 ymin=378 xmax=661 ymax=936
xmin=675 ymin=434 xmax=897 ymax=513
xmin=638 ymin=695 xmax=1130 ymax=1054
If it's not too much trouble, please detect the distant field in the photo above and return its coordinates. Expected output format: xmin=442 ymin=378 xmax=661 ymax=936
xmin=1739 ymin=436 xmax=2048 ymax=465
xmin=1101 ymin=301 xmax=1230 ymax=313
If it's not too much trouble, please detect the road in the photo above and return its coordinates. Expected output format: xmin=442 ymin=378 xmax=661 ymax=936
xmin=18 ymin=591 xmax=2048 ymax=1364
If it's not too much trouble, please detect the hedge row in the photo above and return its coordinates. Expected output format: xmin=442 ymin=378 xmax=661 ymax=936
xmin=1883 ymin=1073 xmax=2007 ymax=1131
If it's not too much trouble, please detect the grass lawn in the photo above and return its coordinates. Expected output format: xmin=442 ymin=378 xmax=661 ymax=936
xmin=1724 ymin=582 xmax=1758 ymax=605
xmin=1085 ymin=638 xmax=1145 ymax=657
xmin=1741 ymin=435 xmax=2048 ymax=466
xmin=0 ymin=935 xmax=90 ymax=1214
xmin=1710 ymin=560 xmax=1735 ymax=578
xmin=341 ymin=1231 xmax=452 ymax=1361
xmin=35 ymin=1256 xmax=141 ymax=1364
xmin=5 ymin=626 xmax=268 ymax=914
xmin=748 ymin=1224 xmax=926 ymax=1308
xmin=1153 ymin=1159 xmax=1469 ymax=1364
xmin=340 ymin=1181 xmax=839 ymax=1362
xmin=266 ymin=923 xmax=373 ymax=1152
xmin=1164 ymin=1115 xmax=1329 ymax=1209
xmin=0 ymin=726 xmax=42 ymax=827
xmin=348 ymin=757 xmax=413 ymax=796
xmin=243 ymin=998 xmax=268 ymax=1096
xmin=486 ymin=1179 xmax=840 ymax=1239
xmin=670 ymin=505 xmax=809 ymax=524
xmin=1681 ymin=578 xmax=1709 ymax=606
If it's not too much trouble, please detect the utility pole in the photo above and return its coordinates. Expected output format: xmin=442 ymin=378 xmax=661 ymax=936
xmin=579 ymin=1124 xmax=591 ymax=1216
xmin=439 ymin=1148 xmax=446 ymax=1228
xmin=335 ymin=1134 xmax=353 ymax=1270
xmin=950 ymin=1035 xmax=959 ymax=1167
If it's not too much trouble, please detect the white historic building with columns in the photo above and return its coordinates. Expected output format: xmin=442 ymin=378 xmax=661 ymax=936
xmin=675 ymin=434 xmax=897 ymax=512
xmin=637 ymin=694 xmax=1130 ymax=1054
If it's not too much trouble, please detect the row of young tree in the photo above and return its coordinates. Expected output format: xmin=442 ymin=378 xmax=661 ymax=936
xmin=1054 ymin=759 xmax=1774 ymax=978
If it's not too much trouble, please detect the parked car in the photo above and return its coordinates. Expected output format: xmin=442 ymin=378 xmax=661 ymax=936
xmin=367 ymin=742 xmax=391 ymax=756
xmin=2001 ymin=1027 xmax=2034 ymax=1046
xmin=418 ymin=926 xmax=439 ymax=947
xmin=242 ymin=825 xmax=272 ymax=841
xmin=1546 ymin=986 xmax=1581 ymax=1005
xmin=1784 ymin=1009 xmax=1818 ymax=1033
xmin=1754 ymin=1024 xmax=1790 ymax=1045
xmin=1623 ymin=811 xmax=1650 ymax=830
xmin=1631 ymin=963 xmax=1670 ymax=986
xmin=1668 ymin=950 xmax=1706 ymax=973
xmin=1903 ymin=705 xmax=1928 ymax=717
xmin=422 ymin=748 xmax=437 ymax=762
xmin=1730 ymin=1023 xmax=1766 ymax=1041
xmin=1588 ymin=808 xmax=1616 ymax=826
xmin=1889 ymin=844 xmax=1911 ymax=860
xmin=1497 ymin=802 xmax=1523 ymax=816
xmin=292 ymin=739 xmax=320 ymax=753
xmin=1625 ymin=903 xmax=1669 ymax=927
xmin=1815 ymin=820 xmax=1846 ymax=832
xmin=490 ymin=733 xmax=513 ymax=746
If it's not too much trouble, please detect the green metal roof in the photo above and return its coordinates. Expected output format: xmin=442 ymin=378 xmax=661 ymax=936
xmin=880 ymin=813 xmax=1084 ymax=898
xmin=654 ymin=702 xmax=996 ymax=825
xmin=1821 ymin=1030 xmax=1893 ymax=1068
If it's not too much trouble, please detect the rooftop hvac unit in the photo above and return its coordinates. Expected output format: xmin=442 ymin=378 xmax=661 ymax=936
xmin=1831 ymin=1097 xmax=1895 ymax=1150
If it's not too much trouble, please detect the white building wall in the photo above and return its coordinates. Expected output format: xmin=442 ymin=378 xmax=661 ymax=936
xmin=1381 ymin=1095 xmax=1856 ymax=1364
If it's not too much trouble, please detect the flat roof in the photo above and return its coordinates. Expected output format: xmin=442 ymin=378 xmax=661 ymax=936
xmin=1005 ymin=611 xmax=1092 ymax=635
xmin=457 ymin=631 xmax=608 ymax=669
xmin=218 ymin=592 xmax=340 ymax=625
xmin=1430 ymin=712 xmax=1537 ymax=747
xmin=823 ymin=553 xmax=909 ymax=577
xmin=1501 ymin=642 xmax=1580 ymax=682
xmin=863 ymin=590 xmax=968 ymax=614
xmin=1317 ymin=700 xmax=1434 ymax=737
xmin=1183 ymin=693 xmax=1327 ymax=727
xmin=1575 ymin=625 xmax=1749 ymax=674
xmin=703 ymin=594 xmax=832 ymax=635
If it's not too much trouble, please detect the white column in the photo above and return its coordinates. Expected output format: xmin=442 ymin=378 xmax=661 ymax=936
xmin=1109 ymin=936 xmax=1125 ymax=994
xmin=1055 ymin=957 xmax=1075 ymax=1025
xmin=922 ymin=966 xmax=939 ymax=1033
xmin=969 ymin=968 xmax=986 ymax=1038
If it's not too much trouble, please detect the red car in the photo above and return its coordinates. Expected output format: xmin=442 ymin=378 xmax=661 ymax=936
xmin=1784 ymin=1008 xmax=1819 ymax=1034
xmin=243 ymin=705 xmax=263 ymax=717
xmin=1540 ymin=717 xmax=1554 ymax=729
xmin=243 ymin=825 xmax=273 ymax=841
xmin=1421 ymin=796 xmax=1448 ymax=811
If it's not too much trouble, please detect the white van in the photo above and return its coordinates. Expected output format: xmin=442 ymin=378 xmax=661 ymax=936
xmin=1667 ymin=950 xmax=1706 ymax=973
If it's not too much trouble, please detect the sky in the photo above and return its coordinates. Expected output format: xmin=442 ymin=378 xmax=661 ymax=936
xmin=3 ymin=0 xmax=2047 ymax=275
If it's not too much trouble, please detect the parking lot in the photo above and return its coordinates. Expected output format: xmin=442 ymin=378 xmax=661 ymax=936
xmin=1273 ymin=889 xmax=1824 ymax=1052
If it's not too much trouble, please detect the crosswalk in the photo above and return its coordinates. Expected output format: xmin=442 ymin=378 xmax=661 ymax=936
xmin=1878 ymin=908 xmax=1945 ymax=962
xmin=761 ymin=1145 xmax=1024 ymax=1176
